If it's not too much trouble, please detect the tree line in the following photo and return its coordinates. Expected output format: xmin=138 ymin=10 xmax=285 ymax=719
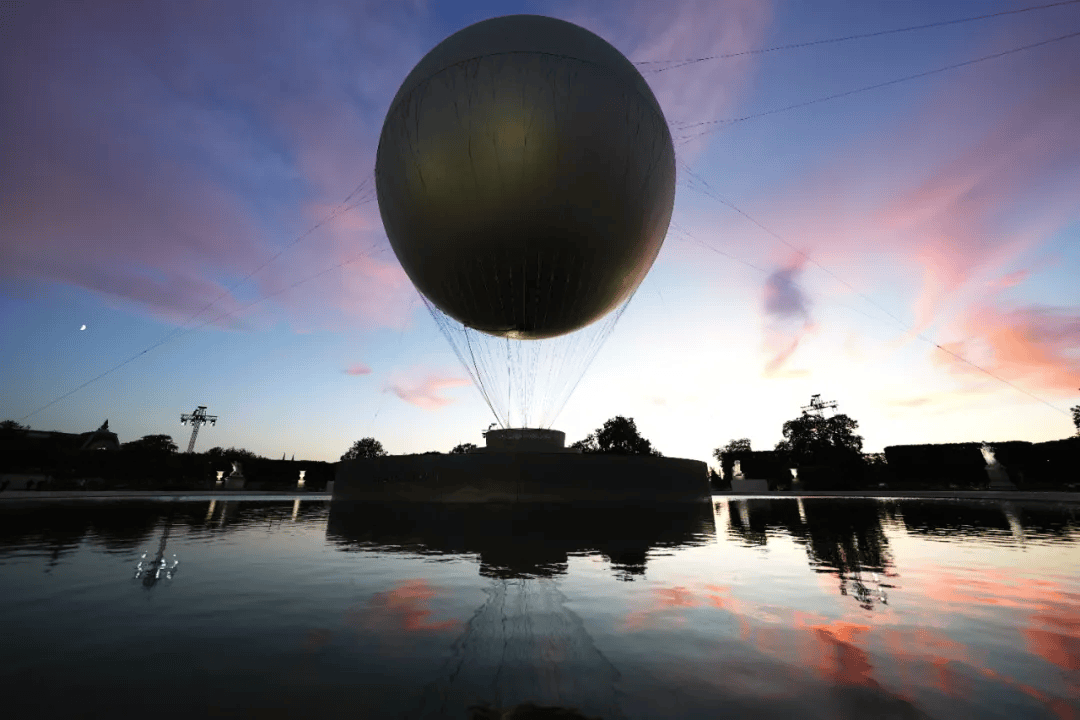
xmin=0 ymin=423 xmax=331 ymax=491
xmin=339 ymin=415 xmax=662 ymax=462
xmin=6 ymin=396 xmax=1080 ymax=492
xmin=713 ymin=406 xmax=866 ymax=479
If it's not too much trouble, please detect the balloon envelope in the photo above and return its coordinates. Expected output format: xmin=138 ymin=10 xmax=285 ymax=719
xmin=375 ymin=15 xmax=676 ymax=339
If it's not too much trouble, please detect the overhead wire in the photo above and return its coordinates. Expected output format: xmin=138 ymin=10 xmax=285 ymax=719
xmin=23 ymin=10 xmax=1079 ymax=426
xmin=433 ymin=23 xmax=1079 ymax=429
xmin=20 ymin=189 xmax=380 ymax=421
xmin=425 ymin=280 xmax=636 ymax=429
xmin=162 ymin=179 xmax=374 ymax=346
xmin=673 ymin=29 xmax=1080 ymax=144
xmin=680 ymin=164 xmax=913 ymax=332
xmin=546 ymin=292 xmax=636 ymax=428
xmin=667 ymin=220 xmax=927 ymax=338
xmin=657 ymin=12 xmax=1079 ymax=418
xmin=368 ymin=293 xmax=421 ymax=430
xmin=677 ymin=162 xmax=1072 ymax=417
xmin=634 ymin=0 xmax=1080 ymax=71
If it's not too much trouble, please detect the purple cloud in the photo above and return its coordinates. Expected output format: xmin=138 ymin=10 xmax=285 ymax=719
xmin=0 ymin=1 xmax=432 ymax=332
xmin=762 ymin=255 xmax=815 ymax=375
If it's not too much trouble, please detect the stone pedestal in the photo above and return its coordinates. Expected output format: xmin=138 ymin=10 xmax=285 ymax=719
xmin=981 ymin=444 xmax=1016 ymax=489
xmin=224 ymin=461 xmax=245 ymax=490
xmin=730 ymin=478 xmax=770 ymax=493
xmin=986 ymin=465 xmax=1016 ymax=489
xmin=729 ymin=460 xmax=769 ymax=493
xmin=478 ymin=428 xmax=580 ymax=453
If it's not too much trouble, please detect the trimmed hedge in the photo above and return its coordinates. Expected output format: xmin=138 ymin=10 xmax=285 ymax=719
xmin=883 ymin=442 xmax=986 ymax=488
xmin=230 ymin=458 xmax=336 ymax=490
xmin=1017 ymin=438 xmax=1080 ymax=488
xmin=883 ymin=438 xmax=1080 ymax=489
xmin=15 ymin=448 xmax=337 ymax=491
xmin=722 ymin=450 xmax=793 ymax=489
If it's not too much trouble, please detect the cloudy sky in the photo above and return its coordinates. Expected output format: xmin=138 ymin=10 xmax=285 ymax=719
xmin=2 ymin=0 xmax=1078 ymax=465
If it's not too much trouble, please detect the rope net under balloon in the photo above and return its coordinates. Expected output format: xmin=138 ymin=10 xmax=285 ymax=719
xmin=423 ymin=293 xmax=635 ymax=430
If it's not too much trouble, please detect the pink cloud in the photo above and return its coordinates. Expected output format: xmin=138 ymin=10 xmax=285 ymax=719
xmin=873 ymin=24 xmax=1079 ymax=334
xmin=984 ymin=269 xmax=1032 ymax=295
xmin=385 ymin=373 xmax=472 ymax=410
xmin=879 ymin=101 xmax=1079 ymax=335
xmin=694 ymin=13 xmax=1080 ymax=387
xmin=934 ymin=302 xmax=1080 ymax=395
xmin=890 ymin=397 xmax=933 ymax=408
xmin=0 ymin=1 xmax=430 ymax=333
xmin=254 ymin=242 xmax=416 ymax=334
xmin=344 ymin=363 xmax=372 ymax=376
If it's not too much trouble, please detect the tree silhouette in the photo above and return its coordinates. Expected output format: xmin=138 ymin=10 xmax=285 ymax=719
xmin=122 ymin=434 xmax=179 ymax=454
xmin=0 ymin=420 xmax=33 ymax=473
xmin=569 ymin=433 xmax=600 ymax=453
xmin=206 ymin=446 xmax=263 ymax=461
xmin=712 ymin=438 xmax=751 ymax=465
xmin=1072 ymin=403 xmax=1080 ymax=436
xmin=573 ymin=416 xmax=662 ymax=456
xmin=775 ymin=412 xmax=863 ymax=466
xmin=341 ymin=437 xmax=387 ymax=460
xmin=450 ymin=443 xmax=478 ymax=454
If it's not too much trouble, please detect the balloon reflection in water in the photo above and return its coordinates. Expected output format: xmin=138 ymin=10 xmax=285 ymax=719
xmin=328 ymin=502 xmax=713 ymax=717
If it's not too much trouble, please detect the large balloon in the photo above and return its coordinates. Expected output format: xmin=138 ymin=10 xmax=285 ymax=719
xmin=375 ymin=15 xmax=676 ymax=340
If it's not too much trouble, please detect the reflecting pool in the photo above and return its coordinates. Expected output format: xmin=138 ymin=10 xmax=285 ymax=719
xmin=1 ymin=497 xmax=1077 ymax=719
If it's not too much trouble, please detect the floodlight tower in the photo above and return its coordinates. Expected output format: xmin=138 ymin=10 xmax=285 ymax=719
xmin=801 ymin=394 xmax=838 ymax=417
xmin=180 ymin=405 xmax=218 ymax=453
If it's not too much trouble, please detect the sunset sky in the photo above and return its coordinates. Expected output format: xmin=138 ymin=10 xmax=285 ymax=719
xmin=2 ymin=0 xmax=1078 ymax=466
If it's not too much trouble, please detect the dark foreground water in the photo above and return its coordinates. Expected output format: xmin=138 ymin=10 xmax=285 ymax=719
xmin=0 ymin=497 xmax=1077 ymax=720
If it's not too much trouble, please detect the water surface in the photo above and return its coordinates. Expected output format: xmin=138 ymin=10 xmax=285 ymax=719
xmin=1 ymin=497 xmax=1077 ymax=719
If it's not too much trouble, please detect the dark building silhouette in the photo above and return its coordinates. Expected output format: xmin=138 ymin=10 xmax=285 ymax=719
xmin=22 ymin=419 xmax=121 ymax=452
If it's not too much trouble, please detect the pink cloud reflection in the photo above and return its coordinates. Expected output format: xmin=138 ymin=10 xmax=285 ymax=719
xmin=620 ymin=577 xmax=1079 ymax=717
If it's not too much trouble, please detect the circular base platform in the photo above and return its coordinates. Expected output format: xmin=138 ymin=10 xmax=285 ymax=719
xmin=334 ymin=452 xmax=710 ymax=504
xmin=481 ymin=428 xmax=577 ymax=453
